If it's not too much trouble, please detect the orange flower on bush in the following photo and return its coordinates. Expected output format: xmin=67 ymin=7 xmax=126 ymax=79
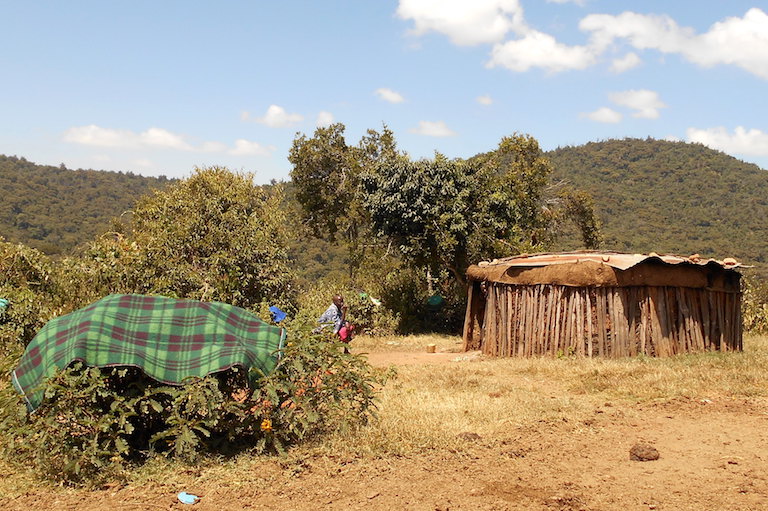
xmin=260 ymin=418 xmax=273 ymax=433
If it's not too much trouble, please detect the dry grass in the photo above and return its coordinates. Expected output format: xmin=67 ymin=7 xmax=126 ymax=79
xmin=352 ymin=333 xmax=465 ymax=353
xmin=320 ymin=333 xmax=768 ymax=457
xmin=2 ymin=333 xmax=768 ymax=496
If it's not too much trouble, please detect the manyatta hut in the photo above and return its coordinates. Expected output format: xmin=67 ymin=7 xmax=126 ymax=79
xmin=462 ymin=251 xmax=743 ymax=358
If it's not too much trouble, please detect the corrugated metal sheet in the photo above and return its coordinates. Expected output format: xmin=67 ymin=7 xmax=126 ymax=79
xmin=476 ymin=250 xmax=744 ymax=272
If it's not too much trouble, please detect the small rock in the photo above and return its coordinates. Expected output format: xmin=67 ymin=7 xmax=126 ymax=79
xmin=457 ymin=432 xmax=482 ymax=442
xmin=630 ymin=443 xmax=660 ymax=461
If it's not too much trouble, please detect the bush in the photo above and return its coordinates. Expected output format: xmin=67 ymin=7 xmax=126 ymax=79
xmin=72 ymin=167 xmax=297 ymax=311
xmin=0 ymin=239 xmax=69 ymax=353
xmin=380 ymin=266 xmax=466 ymax=334
xmin=743 ymin=273 xmax=768 ymax=333
xmin=292 ymin=281 xmax=397 ymax=336
xmin=0 ymin=324 xmax=391 ymax=487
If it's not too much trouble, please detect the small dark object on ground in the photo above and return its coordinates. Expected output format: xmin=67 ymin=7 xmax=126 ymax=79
xmin=457 ymin=432 xmax=482 ymax=442
xmin=630 ymin=443 xmax=660 ymax=461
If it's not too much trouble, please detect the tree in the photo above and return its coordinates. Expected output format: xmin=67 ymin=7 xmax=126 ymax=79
xmin=555 ymin=188 xmax=603 ymax=249
xmin=290 ymin=128 xmax=602 ymax=332
xmin=78 ymin=167 xmax=295 ymax=310
xmin=361 ymin=153 xmax=474 ymax=283
xmin=288 ymin=123 xmax=355 ymax=242
xmin=288 ymin=123 xmax=398 ymax=279
xmin=361 ymin=133 xmax=577 ymax=285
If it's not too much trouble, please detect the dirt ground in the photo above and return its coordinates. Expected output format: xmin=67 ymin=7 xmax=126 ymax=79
xmin=2 ymin=351 xmax=768 ymax=511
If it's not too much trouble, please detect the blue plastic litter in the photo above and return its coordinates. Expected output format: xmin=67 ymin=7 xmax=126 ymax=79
xmin=269 ymin=305 xmax=287 ymax=323
xmin=178 ymin=492 xmax=200 ymax=505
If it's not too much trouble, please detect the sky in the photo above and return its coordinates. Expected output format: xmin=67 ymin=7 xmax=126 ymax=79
xmin=1 ymin=0 xmax=767 ymax=183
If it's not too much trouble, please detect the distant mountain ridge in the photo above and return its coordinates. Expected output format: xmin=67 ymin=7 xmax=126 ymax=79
xmin=2 ymin=139 xmax=767 ymax=268
xmin=0 ymin=155 xmax=172 ymax=254
xmin=546 ymin=138 xmax=768 ymax=265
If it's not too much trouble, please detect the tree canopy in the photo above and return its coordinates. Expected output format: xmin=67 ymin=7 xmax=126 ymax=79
xmin=289 ymin=127 xmax=601 ymax=292
xmin=78 ymin=167 xmax=295 ymax=310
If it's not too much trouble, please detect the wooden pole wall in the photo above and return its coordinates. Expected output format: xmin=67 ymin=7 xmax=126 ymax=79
xmin=478 ymin=284 xmax=742 ymax=358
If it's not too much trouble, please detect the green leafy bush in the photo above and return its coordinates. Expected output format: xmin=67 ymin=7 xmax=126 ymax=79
xmin=0 ymin=239 xmax=68 ymax=353
xmin=71 ymin=167 xmax=297 ymax=311
xmin=0 ymin=324 xmax=391 ymax=487
xmin=378 ymin=266 xmax=466 ymax=334
xmin=291 ymin=281 xmax=397 ymax=336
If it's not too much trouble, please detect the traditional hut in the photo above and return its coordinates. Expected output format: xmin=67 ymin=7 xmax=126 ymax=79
xmin=462 ymin=251 xmax=743 ymax=358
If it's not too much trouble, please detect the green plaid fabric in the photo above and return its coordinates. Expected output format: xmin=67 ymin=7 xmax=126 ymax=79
xmin=12 ymin=294 xmax=286 ymax=410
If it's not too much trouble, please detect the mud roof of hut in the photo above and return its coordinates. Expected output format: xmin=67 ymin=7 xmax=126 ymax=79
xmin=467 ymin=251 xmax=744 ymax=290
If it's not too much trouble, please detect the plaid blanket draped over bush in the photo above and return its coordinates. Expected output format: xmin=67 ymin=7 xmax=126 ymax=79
xmin=12 ymin=294 xmax=286 ymax=410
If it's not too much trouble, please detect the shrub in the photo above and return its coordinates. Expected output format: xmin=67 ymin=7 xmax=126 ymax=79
xmin=743 ymin=273 xmax=768 ymax=333
xmin=292 ymin=281 xmax=397 ymax=336
xmin=72 ymin=167 xmax=297 ymax=311
xmin=0 ymin=239 xmax=68 ymax=353
xmin=0 ymin=323 xmax=391 ymax=487
xmin=379 ymin=266 xmax=466 ymax=334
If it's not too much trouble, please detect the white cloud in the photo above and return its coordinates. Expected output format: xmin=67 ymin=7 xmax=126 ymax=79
xmin=64 ymin=125 xmax=139 ymax=148
xmin=477 ymin=94 xmax=493 ymax=106
xmin=608 ymin=89 xmax=666 ymax=119
xmin=409 ymin=120 xmax=457 ymax=137
xmin=316 ymin=111 xmax=334 ymax=127
xmin=546 ymin=0 xmax=586 ymax=5
xmin=610 ymin=52 xmax=641 ymax=73
xmin=229 ymin=139 xmax=275 ymax=156
xmin=64 ymin=124 xmax=274 ymax=157
xmin=686 ymin=126 xmax=768 ymax=156
xmin=488 ymin=29 xmax=596 ymax=72
xmin=581 ymin=8 xmax=768 ymax=79
xmin=580 ymin=12 xmax=691 ymax=54
xmin=686 ymin=8 xmax=768 ymax=78
xmin=375 ymin=88 xmax=405 ymax=104
xmin=398 ymin=4 xmax=768 ymax=79
xmin=583 ymin=107 xmax=622 ymax=123
xmin=396 ymin=0 xmax=525 ymax=46
xmin=63 ymin=125 xmax=192 ymax=150
xmin=254 ymin=105 xmax=304 ymax=128
xmin=140 ymin=127 xmax=192 ymax=150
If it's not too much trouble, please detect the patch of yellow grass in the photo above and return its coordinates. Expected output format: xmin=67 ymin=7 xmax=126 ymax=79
xmin=352 ymin=333 xmax=464 ymax=353
xmin=320 ymin=333 xmax=768 ymax=458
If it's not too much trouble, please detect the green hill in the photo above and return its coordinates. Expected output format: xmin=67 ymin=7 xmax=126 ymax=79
xmin=0 ymin=155 xmax=172 ymax=254
xmin=547 ymin=138 xmax=768 ymax=265
xmin=3 ymin=139 xmax=767 ymax=268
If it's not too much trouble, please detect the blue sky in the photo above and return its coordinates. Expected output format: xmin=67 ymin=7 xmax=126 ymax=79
xmin=1 ymin=1 xmax=766 ymax=182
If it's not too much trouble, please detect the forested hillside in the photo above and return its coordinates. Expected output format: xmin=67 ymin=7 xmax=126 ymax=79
xmin=547 ymin=139 xmax=768 ymax=265
xmin=4 ymin=139 xmax=768 ymax=266
xmin=0 ymin=155 xmax=172 ymax=254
